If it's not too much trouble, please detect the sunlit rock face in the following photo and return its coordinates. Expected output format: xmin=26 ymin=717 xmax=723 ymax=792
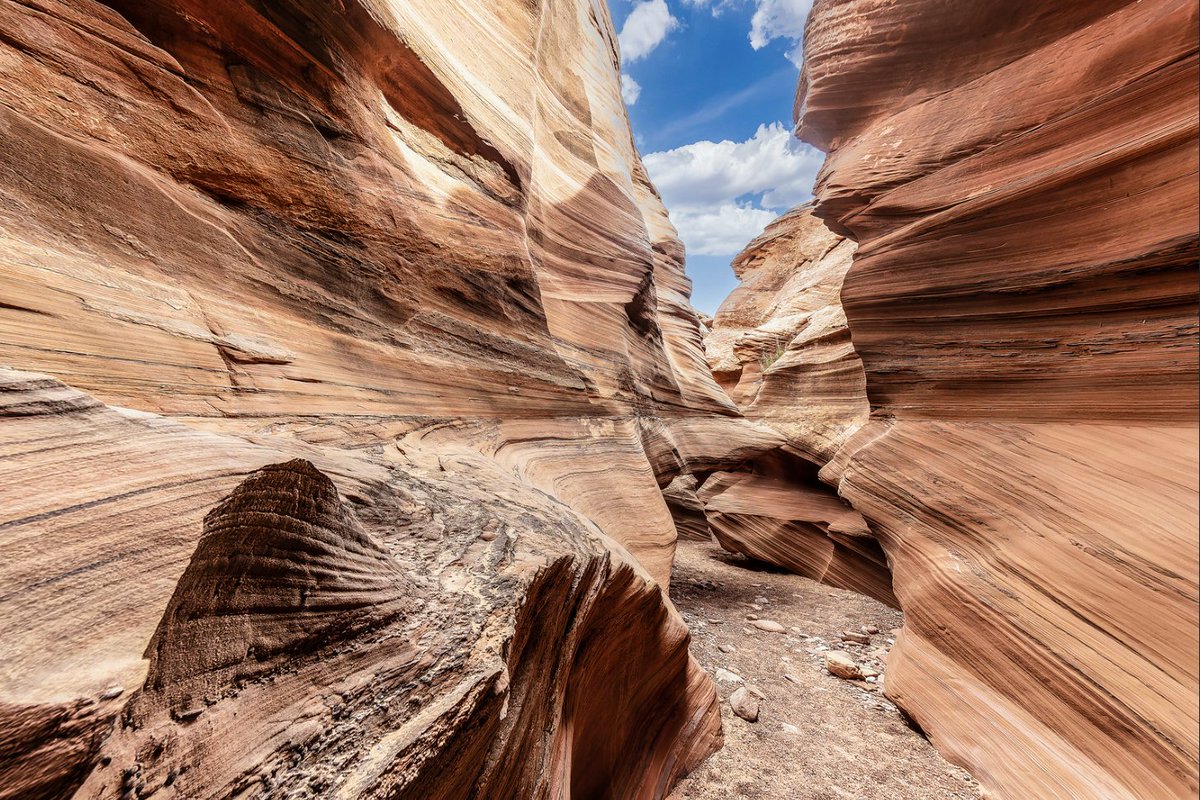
xmin=705 ymin=205 xmax=866 ymax=466
xmin=700 ymin=207 xmax=894 ymax=605
xmin=0 ymin=1 xmax=779 ymax=796
xmin=797 ymin=1 xmax=1200 ymax=797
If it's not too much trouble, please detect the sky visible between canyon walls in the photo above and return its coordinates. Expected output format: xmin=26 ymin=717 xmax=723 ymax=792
xmin=614 ymin=0 xmax=822 ymax=314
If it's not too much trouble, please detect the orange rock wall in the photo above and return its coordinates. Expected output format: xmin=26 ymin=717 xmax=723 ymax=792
xmin=798 ymin=1 xmax=1199 ymax=797
xmin=0 ymin=1 xmax=776 ymax=796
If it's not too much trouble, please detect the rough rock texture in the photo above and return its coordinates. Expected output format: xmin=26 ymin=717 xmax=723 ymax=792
xmin=0 ymin=1 xmax=778 ymax=796
xmin=789 ymin=1 xmax=1200 ymax=798
xmin=705 ymin=205 xmax=866 ymax=465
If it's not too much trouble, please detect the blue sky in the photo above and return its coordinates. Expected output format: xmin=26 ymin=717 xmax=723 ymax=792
xmin=610 ymin=0 xmax=822 ymax=314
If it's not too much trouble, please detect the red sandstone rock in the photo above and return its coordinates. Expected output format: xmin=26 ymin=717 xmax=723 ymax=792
xmin=663 ymin=474 xmax=715 ymax=542
xmin=706 ymin=205 xmax=867 ymax=465
xmin=700 ymin=470 xmax=897 ymax=608
xmin=794 ymin=1 xmax=1200 ymax=797
xmin=0 ymin=1 xmax=777 ymax=796
xmin=700 ymin=206 xmax=896 ymax=608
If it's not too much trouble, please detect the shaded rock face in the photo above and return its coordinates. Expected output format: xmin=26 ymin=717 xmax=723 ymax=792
xmin=662 ymin=475 xmax=714 ymax=542
xmin=0 ymin=1 xmax=779 ymax=797
xmin=698 ymin=470 xmax=897 ymax=609
xmin=782 ymin=1 xmax=1197 ymax=798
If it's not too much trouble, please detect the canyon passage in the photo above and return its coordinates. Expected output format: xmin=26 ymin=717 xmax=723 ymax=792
xmin=0 ymin=1 xmax=1196 ymax=799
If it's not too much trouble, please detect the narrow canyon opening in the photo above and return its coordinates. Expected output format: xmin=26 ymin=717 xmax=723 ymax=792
xmin=656 ymin=204 xmax=973 ymax=797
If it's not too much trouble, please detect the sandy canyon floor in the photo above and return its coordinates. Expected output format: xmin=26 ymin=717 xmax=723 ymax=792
xmin=668 ymin=541 xmax=982 ymax=800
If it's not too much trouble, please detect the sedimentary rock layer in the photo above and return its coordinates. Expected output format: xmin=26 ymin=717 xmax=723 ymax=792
xmin=796 ymin=1 xmax=1200 ymax=797
xmin=705 ymin=205 xmax=866 ymax=465
xmin=662 ymin=475 xmax=713 ymax=542
xmin=700 ymin=470 xmax=896 ymax=607
xmin=700 ymin=205 xmax=891 ymax=605
xmin=0 ymin=1 xmax=772 ymax=796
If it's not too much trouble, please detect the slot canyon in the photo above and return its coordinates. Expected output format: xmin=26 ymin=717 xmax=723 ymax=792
xmin=0 ymin=1 xmax=1195 ymax=799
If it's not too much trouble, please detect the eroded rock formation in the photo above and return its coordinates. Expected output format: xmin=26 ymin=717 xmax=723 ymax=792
xmin=701 ymin=206 xmax=894 ymax=606
xmin=0 ymin=1 xmax=778 ymax=796
xmin=705 ymin=205 xmax=865 ymax=465
xmin=710 ymin=1 xmax=1199 ymax=798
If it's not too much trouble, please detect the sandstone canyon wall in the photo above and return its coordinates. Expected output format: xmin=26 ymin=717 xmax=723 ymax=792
xmin=701 ymin=208 xmax=895 ymax=606
xmin=707 ymin=1 xmax=1198 ymax=798
xmin=705 ymin=204 xmax=865 ymax=467
xmin=0 ymin=1 xmax=780 ymax=797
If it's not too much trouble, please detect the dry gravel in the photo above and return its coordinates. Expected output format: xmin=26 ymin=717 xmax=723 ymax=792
xmin=668 ymin=540 xmax=981 ymax=800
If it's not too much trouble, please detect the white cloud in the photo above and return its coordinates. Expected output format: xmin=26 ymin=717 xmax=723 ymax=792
xmin=620 ymin=74 xmax=642 ymax=105
xmin=668 ymin=204 xmax=780 ymax=256
xmin=681 ymin=0 xmax=740 ymax=15
xmin=619 ymin=0 xmax=680 ymax=63
xmin=644 ymin=123 xmax=821 ymax=211
xmin=643 ymin=123 xmax=822 ymax=256
xmin=749 ymin=0 xmax=813 ymax=49
xmin=681 ymin=0 xmax=813 ymax=64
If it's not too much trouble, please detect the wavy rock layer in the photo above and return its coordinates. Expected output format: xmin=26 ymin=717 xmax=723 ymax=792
xmin=0 ymin=0 xmax=774 ymax=796
xmin=699 ymin=471 xmax=897 ymax=607
xmin=701 ymin=206 xmax=893 ymax=607
xmin=705 ymin=205 xmax=866 ymax=465
xmin=795 ymin=1 xmax=1200 ymax=797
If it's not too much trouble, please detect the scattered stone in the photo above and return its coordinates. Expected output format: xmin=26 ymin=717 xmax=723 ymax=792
xmin=742 ymin=627 xmax=755 ymax=636
xmin=707 ymin=618 xmax=722 ymax=624
xmin=714 ymin=668 xmax=744 ymax=684
xmin=99 ymin=685 xmax=124 ymax=700
xmin=746 ymin=613 xmax=759 ymax=621
xmin=784 ymin=673 xmax=801 ymax=684
xmin=751 ymin=619 xmax=786 ymax=633
xmin=753 ymin=596 xmax=768 ymax=605
xmin=824 ymin=650 xmax=865 ymax=680
xmin=862 ymin=624 xmax=880 ymax=635
xmin=718 ymin=643 xmax=736 ymax=654
xmin=841 ymin=630 xmax=871 ymax=644
xmin=728 ymin=687 xmax=760 ymax=722
xmin=781 ymin=722 xmax=799 ymax=734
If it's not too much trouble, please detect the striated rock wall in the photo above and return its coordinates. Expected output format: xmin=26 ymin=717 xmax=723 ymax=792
xmin=0 ymin=1 xmax=777 ymax=797
xmin=705 ymin=204 xmax=866 ymax=465
xmin=702 ymin=205 xmax=894 ymax=606
xmin=792 ymin=1 xmax=1199 ymax=798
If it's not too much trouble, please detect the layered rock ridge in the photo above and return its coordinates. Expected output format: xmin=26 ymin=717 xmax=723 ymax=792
xmin=789 ymin=1 xmax=1198 ymax=798
xmin=0 ymin=1 xmax=777 ymax=796
xmin=705 ymin=204 xmax=866 ymax=466
xmin=701 ymin=207 xmax=895 ymax=606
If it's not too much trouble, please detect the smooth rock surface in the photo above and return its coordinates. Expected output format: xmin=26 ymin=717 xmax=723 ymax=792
xmin=796 ymin=1 xmax=1200 ymax=798
xmin=0 ymin=1 xmax=778 ymax=796
xmin=700 ymin=470 xmax=897 ymax=607
xmin=728 ymin=687 xmax=760 ymax=723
